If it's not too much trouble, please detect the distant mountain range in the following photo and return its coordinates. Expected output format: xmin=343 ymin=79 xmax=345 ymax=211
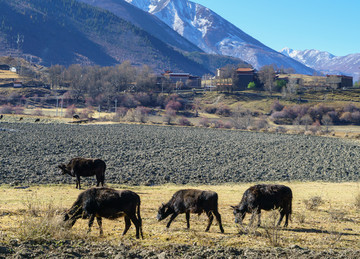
xmin=280 ymin=48 xmax=360 ymax=81
xmin=124 ymin=0 xmax=316 ymax=75
xmin=1 ymin=0 xmax=357 ymax=79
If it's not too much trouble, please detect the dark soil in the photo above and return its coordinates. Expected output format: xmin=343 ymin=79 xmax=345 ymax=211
xmin=1 ymin=122 xmax=359 ymax=187
xmin=1 ymin=240 xmax=359 ymax=258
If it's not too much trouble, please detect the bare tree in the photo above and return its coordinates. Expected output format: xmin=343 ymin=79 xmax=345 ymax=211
xmin=258 ymin=65 xmax=276 ymax=95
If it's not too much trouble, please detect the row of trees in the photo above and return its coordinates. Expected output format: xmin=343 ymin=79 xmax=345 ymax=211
xmin=45 ymin=62 xmax=188 ymax=108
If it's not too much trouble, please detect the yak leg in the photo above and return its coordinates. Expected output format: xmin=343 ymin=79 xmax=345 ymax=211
xmin=123 ymin=216 xmax=131 ymax=236
xmin=277 ymin=211 xmax=285 ymax=226
xmin=213 ymin=211 xmax=224 ymax=233
xmin=185 ymin=212 xmax=190 ymax=229
xmin=101 ymin=173 xmax=105 ymax=187
xmin=129 ymin=215 xmax=141 ymax=239
xmin=284 ymin=212 xmax=290 ymax=227
xmin=96 ymin=217 xmax=103 ymax=235
xmin=96 ymin=174 xmax=101 ymax=187
xmin=248 ymin=210 xmax=259 ymax=227
xmin=76 ymin=174 xmax=81 ymax=189
xmin=257 ymin=211 xmax=262 ymax=227
xmin=88 ymin=214 xmax=95 ymax=233
xmin=166 ymin=213 xmax=178 ymax=228
xmin=205 ymin=211 xmax=214 ymax=232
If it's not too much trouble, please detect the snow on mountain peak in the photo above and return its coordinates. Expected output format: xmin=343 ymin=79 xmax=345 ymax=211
xmin=280 ymin=47 xmax=359 ymax=81
xmin=125 ymin=0 xmax=315 ymax=74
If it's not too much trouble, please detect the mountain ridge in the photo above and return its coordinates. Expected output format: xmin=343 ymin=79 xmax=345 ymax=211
xmin=280 ymin=47 xmax=360 ymax=81
xmin=0 ymin=0 xmax=211 ymax=73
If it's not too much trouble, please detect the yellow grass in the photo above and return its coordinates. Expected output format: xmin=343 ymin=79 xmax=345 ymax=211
xmin=0 ymin=182 xmax=359 ymax=250
xmin=0 ymin=70 xmax=19 ymax=79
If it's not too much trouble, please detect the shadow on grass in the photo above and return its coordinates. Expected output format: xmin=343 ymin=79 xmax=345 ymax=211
xmin=284 ymin=227 xmax=360 ymax=236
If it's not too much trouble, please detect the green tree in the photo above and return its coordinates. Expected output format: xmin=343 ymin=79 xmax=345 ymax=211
xmin=247 ymin=81 xmax=256 ymax=89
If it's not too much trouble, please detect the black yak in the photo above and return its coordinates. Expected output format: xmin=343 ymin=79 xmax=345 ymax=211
xmin=231 ymin=184 xmax=292 ymax=227
xmin=157 ymin=189 xmax=224 ymax=233
xmin=63 ymin=187 xmax=143 ymax=239
xmin=58 ymin=157 xmax=106 ymax=189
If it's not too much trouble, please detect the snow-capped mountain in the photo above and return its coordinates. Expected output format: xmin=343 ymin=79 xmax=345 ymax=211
xmin=125 ymin=0 xmax=316 ymax=75
xmin=78 ymin=0 xmax=202 ymax=53
xmin=281 ymin=48 xmax=360 ymax=81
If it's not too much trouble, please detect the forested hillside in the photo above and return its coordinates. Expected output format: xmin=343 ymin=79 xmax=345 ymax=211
xmin=0 ymin=0 xmax=212 ymax=74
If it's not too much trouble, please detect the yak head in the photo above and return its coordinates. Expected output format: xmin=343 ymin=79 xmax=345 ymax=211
xmin=63 ymin=205 xmax=85 ymax=228
xmin=231 ymin=204 xmax=247 ymax=224
xmin=58 ymin=164 xmax=73 ymax=176
xmin=156 ymin=203 xmax=174 ymax=221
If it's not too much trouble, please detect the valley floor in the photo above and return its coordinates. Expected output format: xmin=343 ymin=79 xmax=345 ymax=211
xmin=0 ymin=183 xmax=359 ymax=258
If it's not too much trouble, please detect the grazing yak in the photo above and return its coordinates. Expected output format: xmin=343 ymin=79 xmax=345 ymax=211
xmin=231 ymin=184 xmax=292 ymax=227
xmin=63 ymin=187 xmax=143 ymax=239
xmin=157 ymin=189 xmax=224 ymax=233
xmin=58 ymin=157 xmax=106 ymax=189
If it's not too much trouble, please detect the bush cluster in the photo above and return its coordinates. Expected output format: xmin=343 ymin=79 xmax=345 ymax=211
xmin=0 ymin=104 xmax=24 ymax=114
xmin=271 ymin=102 xmax=360 ymax=126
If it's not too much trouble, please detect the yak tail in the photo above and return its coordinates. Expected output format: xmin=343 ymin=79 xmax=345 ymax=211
xmin=137 ymin=199 xmax=143 ymax=238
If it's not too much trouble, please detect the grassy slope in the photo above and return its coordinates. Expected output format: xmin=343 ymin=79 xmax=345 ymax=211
xmin=0 ymin=183 xmax=359 ymax=250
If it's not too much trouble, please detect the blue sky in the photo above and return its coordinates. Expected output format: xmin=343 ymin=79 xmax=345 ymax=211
xmin=193 ymin=0 xmax=359 ymax=56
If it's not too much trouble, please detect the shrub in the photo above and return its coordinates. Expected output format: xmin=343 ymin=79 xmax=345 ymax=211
xmin=122 ymin=93 xmax=140 ymax=108
xmin=303 ymin=196 xmax=324 ymax=210
xmin=254 ymin=117 xmax=268 ymax=130
xmin=13 ymin=105 xmax=24 ymax=114
xmin=295 ymin=212 xmax=306 ymax=224
xmin=18 ymin=196 xmax=81 ymax=242
xmin=178 ymin=116 xmax=191 ymax=126
xmin=165 ymin=100 xmax=182 ymax=111
xmin=328 ymin=210 xmax=346 ymax=221
xmin=339 ymin=112 xmax=352 ymax=123
xmin=262 ymin=210 xmax=282 ymax=247
xmin=271 ymin=100 xmax=284 ymax=112
xmin=0 ymin=104 xmax=14 ymax=114
xmin=343 ymin=103 xmax=359 ymax=113
xmin=124 ymin=109 xmax=136 ymax=122
xmin=199 ymin=118 xmax=210 ymax=127
xmin=79 ymin=106 xmax=95 ymax=119
xmin=215 ymin=103 xmax=231 ymax=116
xmin=135 ymin=92 xmax=151 ymax=106
xmin=355 ymin=193 xmax=360 ymax=209
xmin=223 ymin=121 xmax=233 ymax=129
xmin=204 ymin=105 xmax=217 ymax=114
xmin=32 ymin=108 xmax=43 ymax=116
xmin=134 ymin=106 xmax=150 ymax=123
xmin=163 ymin=108 xmax=176 ymax=125
xmin=64 ymin=105 xmax=77 ymax=118
xmin=210 ymin=120 xmax=224 ymax=128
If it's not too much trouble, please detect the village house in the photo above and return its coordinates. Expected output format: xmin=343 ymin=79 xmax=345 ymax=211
xmin=277 ymin=74 xmax=353 ymax=90
xmin=216 ymin=67 xmax=256 ymax=90
xmin=235 ymin=67 xmax=256 ymax=89
xmin=162 ymin=71 xmax=201 ymax=89
xmin=326 ymin=75 xmax=353 ymax=89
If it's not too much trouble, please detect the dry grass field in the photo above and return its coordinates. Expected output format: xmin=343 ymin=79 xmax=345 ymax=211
xmin=0 ymin=182 xmax=359 ymax=251
xmin=0 ymin=70 xmax=19 ymax=79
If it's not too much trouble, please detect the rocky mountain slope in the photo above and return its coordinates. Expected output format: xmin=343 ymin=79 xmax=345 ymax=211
xmin=281 ymin=47 xmax=360 ymax=81
xmin=125 ymin=0 xmax=316 ymax=74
